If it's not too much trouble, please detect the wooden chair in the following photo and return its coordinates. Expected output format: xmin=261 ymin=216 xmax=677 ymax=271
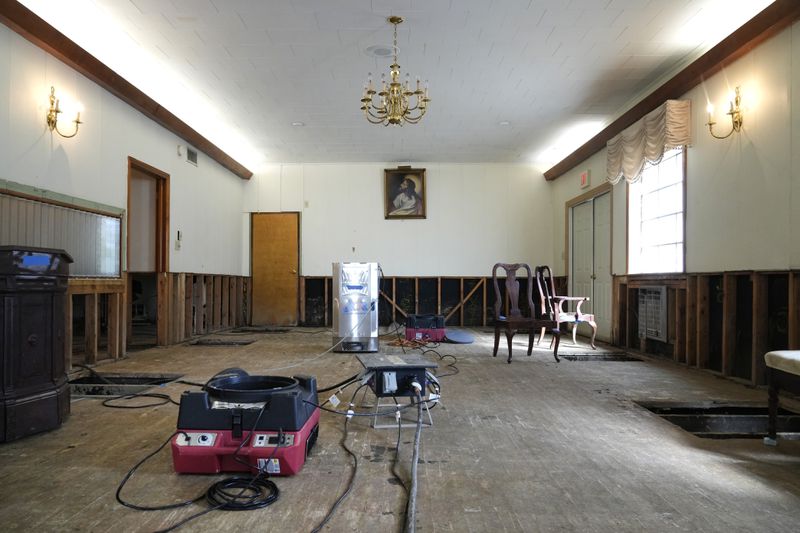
xmin=535 ymin=265 xmax=597 ymax=350
xmin=491 ymin=263 xmax=561 ymax=364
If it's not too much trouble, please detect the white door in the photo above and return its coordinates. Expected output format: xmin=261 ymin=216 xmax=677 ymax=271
xmin=593 ymin=192 xmax=612 ymax=340
xmin=570 ymin=191 xmax=612 ymax=342
xmin=571 ymin=202 xmax=593 ymax=312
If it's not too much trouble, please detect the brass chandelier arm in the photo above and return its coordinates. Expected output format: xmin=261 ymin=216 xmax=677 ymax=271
xmin=364 ymin=108 xmax=388 ymax=123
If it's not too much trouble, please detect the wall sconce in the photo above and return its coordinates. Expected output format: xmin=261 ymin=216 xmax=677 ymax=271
xmin=706 ymin=86 xmax=743 ymax=139
xmin=46 ymin=86 xmax=82 ymax=138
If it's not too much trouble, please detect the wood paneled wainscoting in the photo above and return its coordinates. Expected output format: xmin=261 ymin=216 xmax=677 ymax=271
xmin=66 ymin=273 xmax=251 ymax=369
xmin=613 ymin=271 xmax=800 ymax=386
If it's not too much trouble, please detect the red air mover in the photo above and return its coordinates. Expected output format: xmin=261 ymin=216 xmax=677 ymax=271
xmin=171 ymin=369 xmax=319 ymax=476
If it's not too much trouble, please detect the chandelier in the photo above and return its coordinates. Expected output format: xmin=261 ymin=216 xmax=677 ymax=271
xmin=361 ymin=16 xmax=430 ymax=126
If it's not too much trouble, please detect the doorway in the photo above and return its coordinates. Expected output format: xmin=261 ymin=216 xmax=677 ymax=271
xmin=127 ymin=157 xmax=169 ymax=348
xmin=567 ymin=185 xmax=612 ymax=342
xmin=251 ymin=213 xmax=300 ymax=326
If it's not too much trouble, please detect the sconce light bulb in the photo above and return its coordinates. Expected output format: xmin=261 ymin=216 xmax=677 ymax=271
xmin=706 ymin=102 xmax=714 ymax=114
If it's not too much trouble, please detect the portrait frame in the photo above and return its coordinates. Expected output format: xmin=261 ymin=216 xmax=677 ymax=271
xmin=384 ymin=167 xmax=426 ymax=220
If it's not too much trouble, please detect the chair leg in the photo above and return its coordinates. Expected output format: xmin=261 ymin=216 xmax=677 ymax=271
xmin=505 ymin=330 xmax=515 ymax=364
xmin=551 ymin=329 xmax=561 ymax=363
xmin=527 ymin=329 xmax=534 ymax=356
xmin=493 ymin=326 xmax=501 ymax=357
xmin=589 ymin=320 xmax=597 ymax=350
xmin=536 ymin=327 xmax=545 ymax=346
xmin=572 ymin=323 xmax=578 ymax=345
xmin=766 ymin=368 xmax=779 ymax=445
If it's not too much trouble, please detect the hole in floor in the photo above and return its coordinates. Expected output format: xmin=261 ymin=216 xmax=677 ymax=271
xmin=560 ymin=352 xmax=641 ymax=362
xmin=190 ymin=339 xmax=255 ymax=346
xmin=70 ymin=373 xmax=183 ymax=397
xmin=638 ymin=402 xmax=800 ymax=439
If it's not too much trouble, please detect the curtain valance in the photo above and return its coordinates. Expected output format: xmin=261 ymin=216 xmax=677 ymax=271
xmin=606 ymin=99 xmax=691 ymax=184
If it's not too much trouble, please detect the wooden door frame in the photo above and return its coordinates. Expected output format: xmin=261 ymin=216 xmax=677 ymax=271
xmin=126 ymin=157 xmax=170 ymax=346
xmin=250 ymin=212 xmax=300 ymax=325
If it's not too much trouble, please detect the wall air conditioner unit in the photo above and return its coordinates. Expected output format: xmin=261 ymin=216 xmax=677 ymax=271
xmin=638 ymin=286 xmax=667 ymax=342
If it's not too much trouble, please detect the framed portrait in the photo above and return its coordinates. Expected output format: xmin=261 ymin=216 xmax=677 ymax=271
xmin=384 ymin=167 xmax=426 ymax=219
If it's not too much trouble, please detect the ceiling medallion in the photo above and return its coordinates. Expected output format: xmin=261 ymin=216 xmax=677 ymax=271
xmin=360 ymin=16 xmax=430 ymax=126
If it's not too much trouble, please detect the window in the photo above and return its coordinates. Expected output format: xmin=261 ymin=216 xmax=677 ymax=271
xmin=628 ymin=147 xmax=684 ymax=274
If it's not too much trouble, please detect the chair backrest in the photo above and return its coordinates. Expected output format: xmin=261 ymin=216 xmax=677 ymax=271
xmin=492 ymin=263 xmax=534 ymax=319
xmin=535 ymin=265 xmax=557 ymax=320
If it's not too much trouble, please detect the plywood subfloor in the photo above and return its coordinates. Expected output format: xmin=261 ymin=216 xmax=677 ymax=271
xmin=2 ymin=329 xmax=800 ymax=532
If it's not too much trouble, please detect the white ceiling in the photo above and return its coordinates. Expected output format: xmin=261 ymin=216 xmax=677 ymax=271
xmin=20 ymin=0 xmax=774 ymax=173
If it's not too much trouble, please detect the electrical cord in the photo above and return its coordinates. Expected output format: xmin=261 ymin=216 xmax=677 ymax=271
xmin=116 ymin=430 xmax=204 ymax=512
xmin=102 ymin=392 xmax=179 ymax=408
xmin=260 ymin=300 xmax=376 ymax=373
xmin=311 ymin=383 xmax=366 ymax=533
xmin=175 ymin=379 xmax=206 ymax=387
xmin=387 ymin=337 xmax=460 ymax=379
xmin=117 ymin=401 xmax=281 ymax=532
xmin=390 ymin=399 xmax=409 ymax=532
xmin=95 ymin=365 xmax=241 ymax=409
xmin=420 ymin=348 xmax=459 ymax=378
xmin=405 ymin=389 xmax=424 ymax=533
xmin=317 ymin=373 xmax=360 ymax=394
xmin=379 ymin=321 xmax=405 ymax=338
xmin=303 ymin=398 xmax=436 ymax=418
xmin=74 ymin=363 xmax=180 ymax=408
xmin=390 ymin=398 xmax=408 ymax=491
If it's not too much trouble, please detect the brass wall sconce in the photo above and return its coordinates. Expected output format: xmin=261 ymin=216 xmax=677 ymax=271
xmin=706 ymin=86 xmax=743 ymax=139
xmin=46 ymin=86 xmax=82 ymax=138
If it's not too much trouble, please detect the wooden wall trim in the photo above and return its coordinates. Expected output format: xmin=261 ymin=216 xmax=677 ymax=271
xmin=543 ymin=0 xmax=800 ymax=181
xmin=68 ymin=278 xmax=125 ymax=294
xmin=0 ymin=0 xmax=252 ymax=180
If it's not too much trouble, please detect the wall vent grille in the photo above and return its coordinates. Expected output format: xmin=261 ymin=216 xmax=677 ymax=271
xmin=638 ymin=286 xmax=667 ymax=342
xmin=186 ymin=147 xmax=198 ymax=166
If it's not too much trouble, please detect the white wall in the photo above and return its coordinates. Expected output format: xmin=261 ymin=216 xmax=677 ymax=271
xmin=0 ymin=25 xmax=247 ymax=276
xmin=684 ymin=27 xmax=794 ymax=272
xmin=550 ymin=21 xmax=800 ymax=275
xmin=244 ymin=163 xmax=552 ymax=276
xmin=789 ymin=21 xmax=800 ymax=269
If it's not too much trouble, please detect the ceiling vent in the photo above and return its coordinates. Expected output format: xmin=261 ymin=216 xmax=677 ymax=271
xmin=186 ymin=147 xmax=198 ymax=166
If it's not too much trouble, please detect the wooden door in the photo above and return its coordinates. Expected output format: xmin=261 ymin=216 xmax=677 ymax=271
xmin=251 ymin=213 xmax=299 ymax=325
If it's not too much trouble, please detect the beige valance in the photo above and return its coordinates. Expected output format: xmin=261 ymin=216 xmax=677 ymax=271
xmin=606 ymin=99 xmax=691 ymax=184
